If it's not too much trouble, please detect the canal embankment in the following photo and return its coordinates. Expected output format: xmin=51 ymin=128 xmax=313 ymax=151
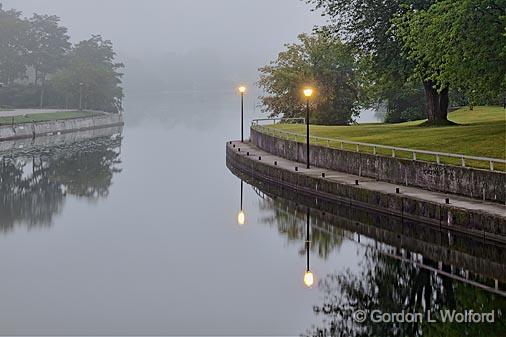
xmin=251 ymin=127 xmax=506 ymax=204
xmin=0 ymin=110 xmax=124 ymax=141
xmin=226 ymin=141 xmax=506 ymax=243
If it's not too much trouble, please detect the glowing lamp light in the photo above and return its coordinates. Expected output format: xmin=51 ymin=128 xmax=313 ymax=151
xmin=304 ymin=270 xmax=315 ymax=288
xmin=303 ymin=88 xmax=314 ymax=98
xmin=237 ymin=210 xmax=245 ymax=225
xmin=238 ymin=86 xmax=246 ymax=94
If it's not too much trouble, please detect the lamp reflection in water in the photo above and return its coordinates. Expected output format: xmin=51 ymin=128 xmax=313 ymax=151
xmin=303 ymin=207 xmax=315 ymax=288
xmin=237 ymin=180 xmax=245 ymax=225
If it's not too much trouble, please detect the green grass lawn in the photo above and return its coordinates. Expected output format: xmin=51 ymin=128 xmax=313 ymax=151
xmin=0 ymin=110 xmax=103 ymax=126
xmin=264 ymin=106 xmax=506 ymax=170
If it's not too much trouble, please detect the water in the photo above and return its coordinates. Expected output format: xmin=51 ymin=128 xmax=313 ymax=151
xmin=0 ymin=93 xmax=504 ymax=335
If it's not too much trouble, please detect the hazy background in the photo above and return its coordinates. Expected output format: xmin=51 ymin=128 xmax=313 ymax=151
xmin=3 ymin=0 xmax=325 ymax=98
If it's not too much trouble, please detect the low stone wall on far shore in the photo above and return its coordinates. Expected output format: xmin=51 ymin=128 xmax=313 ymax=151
xmin=0 ymin=113 xmax=124 ymax=141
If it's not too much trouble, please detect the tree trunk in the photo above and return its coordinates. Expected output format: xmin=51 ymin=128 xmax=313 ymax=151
xmin=437 ymin=87 xmax=449 ymax=122
xmin=39 ymin=74 xmax=45 ymax=109
xmin=423 ymin=80 xmax=449 ymax=124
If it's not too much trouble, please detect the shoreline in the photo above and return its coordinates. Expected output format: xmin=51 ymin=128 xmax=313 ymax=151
xmin=226 ymin=140 xmax=506 ymax=243
xmin=0 ymin=112 xmax=124 ymax=142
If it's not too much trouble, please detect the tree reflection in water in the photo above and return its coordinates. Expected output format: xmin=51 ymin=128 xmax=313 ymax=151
xmin=255 ymin=190 xmax=506 ymax=337
xmin=258 ymin=193 xmax=344 ymax=260
xmin=304 ymin=250 xmax=505 ymax=337
xmin=0 ymin=134 xmax=123 ymax=232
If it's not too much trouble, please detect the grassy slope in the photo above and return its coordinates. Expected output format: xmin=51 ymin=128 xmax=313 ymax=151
xmin=0 ymin=111 xmax=102 ymax=125
xmin=268 ymin=106 xmax=506 ymax=169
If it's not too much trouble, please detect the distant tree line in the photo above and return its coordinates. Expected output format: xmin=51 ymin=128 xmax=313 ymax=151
xmin=259 ymin=0 xmax=505 ymax=124
xmin=0 ymin=3 xmax=124 ymax=112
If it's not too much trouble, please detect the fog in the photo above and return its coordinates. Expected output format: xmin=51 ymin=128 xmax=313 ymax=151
xmin=4 ymin=0 xmax=325 ymax=95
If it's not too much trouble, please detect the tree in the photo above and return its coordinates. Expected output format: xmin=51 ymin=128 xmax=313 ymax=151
xmin=0 ymin=4 xmax=30 ymax=85
xmin=51 ymin=35 xmax=124 ymax=113
xmin=258 ymin=28 xmax=361 ymax=125
xmin=27 ymin=14 xmax=71 ymax=108
xmin=394 ymin=0 xmax=506 ymax=112
xmin=306 ymin=0 xmax=462 ymax=124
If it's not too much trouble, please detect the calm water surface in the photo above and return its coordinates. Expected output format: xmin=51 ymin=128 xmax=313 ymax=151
xmin=0 ymin=93 xmax=504 ymax=335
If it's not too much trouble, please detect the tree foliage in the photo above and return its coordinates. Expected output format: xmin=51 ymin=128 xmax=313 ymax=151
xmin=394 ymin=0 xmax=506 ymax=104
xmin=0 ymin=4 xmax=123 ymax=112
xmin=258 ymin=28 xmax=361 ymax=125
xmin=0 ymin=4 xmax=29 ymax=85
xmin=51 ymin=36 xmax=124 ymax=113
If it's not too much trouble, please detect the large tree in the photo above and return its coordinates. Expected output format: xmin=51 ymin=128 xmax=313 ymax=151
xmin=0 ymin=4 xmax=30 ymax=85
xmin=27 ymin=14 xmax=71 ymax=108
xmin=306 ymin=0 xmax=462 ymax=124
xmin=51 ymin=35 xmax=124 ymax=113
xmin=258 ymin=28 xmax=361 ymax=125
xmin=394 ymin=0 xmax=506 ymax=113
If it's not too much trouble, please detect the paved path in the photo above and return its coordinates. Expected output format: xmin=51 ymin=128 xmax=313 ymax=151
xmin=0 ymin=109 xmax=75 ymax=117
xmin=229 ymin=141 xmax=506 ymax=218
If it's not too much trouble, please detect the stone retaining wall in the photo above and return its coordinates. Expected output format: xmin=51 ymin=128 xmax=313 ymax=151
xmin=251 ymin=128 xmax=506 ymax=204
xmin=227 ymin=143 xmax=506 ymax=241
xmin=0 ymin=113 xmax=124 ymax=142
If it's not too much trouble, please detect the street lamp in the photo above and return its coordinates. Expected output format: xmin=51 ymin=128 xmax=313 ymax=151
xmin=238 ymin=86 xmax=246 ymax=142
xmin=79 ymin=82 xmax=84 ymax=111
xmin=303 ymin=207 xmax=315 ymax=288
xmin=303 ymin=87 xmax=314 ymax=169
xmin=237 ymin=180 xmax=245 ymax=225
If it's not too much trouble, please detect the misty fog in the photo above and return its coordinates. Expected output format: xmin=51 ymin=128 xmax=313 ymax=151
xmin=3 ymin=0 xmax=325 ymax=96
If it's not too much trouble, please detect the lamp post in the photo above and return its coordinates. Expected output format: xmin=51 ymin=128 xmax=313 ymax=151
xmin=238 ymin=86 xmax=246 ymax=142
xmin=79 ymin=82 xmax=84 ymax=111
xmin=303 ymin=88 xmax=313 ymax=169
xmin=237 ymin=180 xmax=245 ymax=225
xmin=303 ymin=207 xmax=314 ymax=288
xmin=0 ymin=82 xmax=4 ymax=109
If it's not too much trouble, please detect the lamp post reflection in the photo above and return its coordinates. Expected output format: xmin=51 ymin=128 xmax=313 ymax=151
xmin=303 ymin=207 xmax=315 ymax=288
xmin=237 ymin=180 xmax=245 ymax=225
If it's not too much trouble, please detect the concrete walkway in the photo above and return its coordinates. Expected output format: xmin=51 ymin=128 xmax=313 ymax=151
xmin=229 ymin=140 xmax=506 ymax=218
xmin=0 ymin=109 xmax=75 ymax=117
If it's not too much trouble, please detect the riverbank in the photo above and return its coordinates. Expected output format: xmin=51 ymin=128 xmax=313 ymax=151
xmin=226 ymin=141 xmax=506 ymax=242
xmin=0 ymin=110 xmax=124 ymax=141
xmin=0 ymin=109 xmax=100 ymax=125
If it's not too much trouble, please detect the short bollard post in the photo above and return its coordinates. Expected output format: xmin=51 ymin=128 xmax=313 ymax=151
xmin=321 ymin=172 xmax=325 ymax=178
xmin=396 ymin=188 xmax=400 ymax=194
xmin=238 ymin=148 xmax=241 ymax=152
xmin=355 ymin=180 xmax=359 ymax=185
xmin=229 ymin=141 xmax=232 ymax=144
xmin=445 ymin=198 xmax=450 ymax=204
xmin=258 ymin=156 xmax=261 ymax=161
xmin=233 ymin=144 xmax=236 ymax=148
xmin=274 ymin=161 xmax=277 ymax=166
xmin=295 ymin=167 xmax=298 ymax=172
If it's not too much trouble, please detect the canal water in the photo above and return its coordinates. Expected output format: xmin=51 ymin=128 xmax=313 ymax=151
xmin=0 ymin=93 xmax=504 ymax=335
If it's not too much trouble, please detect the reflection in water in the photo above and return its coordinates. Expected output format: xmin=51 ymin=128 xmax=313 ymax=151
xmin=240 ymin=176 xmax=506 ymax=336
xmin=0 ymin=132 xmax=123 ymax=232
xmin=237 ymin=180 xmax=245 ymax=225
xmin=304 ymin=208 xmax=315 ymax=288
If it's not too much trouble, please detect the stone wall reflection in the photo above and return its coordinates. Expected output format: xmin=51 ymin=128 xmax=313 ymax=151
xmin=0 ymin=132 xmax=123 ymax=232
